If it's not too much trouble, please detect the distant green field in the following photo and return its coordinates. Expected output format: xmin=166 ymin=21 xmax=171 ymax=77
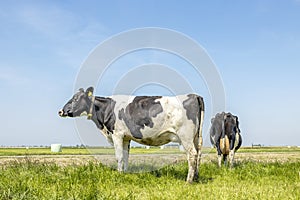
xmin=0 ymin=146 xmax=299 ymax=156
xmin=0 ymin=159 xmax=299 ymax=199
xmin=0 ymin=147 xmax=90 ymax=156
xmin=0 ymin=146 xmax=187 ymax=156
xmin=0 ymin=147 xmax=183 ymax=156
xmin=238 ymin=146 xmax=300 ymax=153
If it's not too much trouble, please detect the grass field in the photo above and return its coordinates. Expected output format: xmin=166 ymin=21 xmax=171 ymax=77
xmin=0 ymin=146 xmax=182 ymax=156
xmin=1 ymin=146 xmax=299 ymax=156
xmin=0 ymin=147 xmax=299 ymax=199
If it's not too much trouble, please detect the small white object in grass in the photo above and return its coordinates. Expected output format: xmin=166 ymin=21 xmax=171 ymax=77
xmin=26 ymin=147 xmax=29 ymax=150
xmin=51 ymin=144 xmax=62 ymax=152
xmin=146 ymin=146 xmax=150 ymax=149
xmin=179 ymin=145 xmax=185 ymax=152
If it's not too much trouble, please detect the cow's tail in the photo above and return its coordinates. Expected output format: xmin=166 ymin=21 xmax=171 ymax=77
xmin=196 ymin=96 xmax=205 ymax=169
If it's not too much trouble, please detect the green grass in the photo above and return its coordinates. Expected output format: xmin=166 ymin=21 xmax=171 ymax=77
xmin=0 ymin=147 xmax=90 ymax=156
xmin=0 ymin=147 xmax=186 ymax=156
xmin=238 ymin=146 xmax=300 ymax=153
xmin=0 ymin=159 xmax=299 ymax=200
xmin=1 ymin=146 xmax=299 ymax=156
xmin=3 ymin=147 xmax=180 ymax=156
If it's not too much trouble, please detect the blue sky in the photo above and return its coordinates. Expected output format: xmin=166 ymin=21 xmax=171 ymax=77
xmin=0 ymin=0 xmax=299 ymax=146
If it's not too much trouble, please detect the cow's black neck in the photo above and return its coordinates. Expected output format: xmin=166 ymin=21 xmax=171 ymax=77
xmin=90 ymin=96 xmax=116 ymax=133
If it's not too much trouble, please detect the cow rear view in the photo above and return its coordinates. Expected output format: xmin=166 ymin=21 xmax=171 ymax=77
xmin=210 ymin=112 xmax=242 ymax=167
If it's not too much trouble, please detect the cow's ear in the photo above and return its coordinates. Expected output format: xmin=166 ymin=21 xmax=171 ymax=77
xmin=86 ymin=87 xmax=94 ymax=97
xmin=223 ymin=112 xmax=227 ymax=120
xmin=235 ymin=116 xmax=239 ymax=124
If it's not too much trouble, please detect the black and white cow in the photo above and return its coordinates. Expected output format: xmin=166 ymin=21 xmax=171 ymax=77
xmin=210 ymin=112 xmax=242 ymax=167
xmin=58 ymin=87 xmax=205 ymax=183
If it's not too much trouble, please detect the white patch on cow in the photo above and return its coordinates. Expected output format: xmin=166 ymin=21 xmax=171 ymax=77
xmin=137 ymin=97 xmax=185 ymax=146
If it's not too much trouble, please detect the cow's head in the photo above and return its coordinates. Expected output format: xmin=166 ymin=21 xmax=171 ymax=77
xmin=58 ymin=87 xmax=94 ymax=118
xmin=224 ymin=113 xmax=240 ymax=136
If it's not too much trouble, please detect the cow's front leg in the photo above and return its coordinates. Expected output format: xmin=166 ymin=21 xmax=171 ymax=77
xmin=112 ymin=134 xmax=125 ymax=171
xmin=123 ymin=140 xmax=131 ymax=171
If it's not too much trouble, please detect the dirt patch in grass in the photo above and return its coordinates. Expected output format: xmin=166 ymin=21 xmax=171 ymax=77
xmin=202 ymin=151 xmax=300 ymax=164
xmin=0 ymin=151 xmax=299 ymax=168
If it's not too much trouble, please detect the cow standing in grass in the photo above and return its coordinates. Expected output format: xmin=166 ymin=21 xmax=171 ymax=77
xmin=59 ymin=87 xmax=205 ymax=183
xmin=210 ymin=112 xmax=242 ymax=167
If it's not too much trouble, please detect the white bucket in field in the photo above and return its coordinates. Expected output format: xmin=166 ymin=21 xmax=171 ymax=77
xmin=51 ymin=144 xmax=62 ymax=152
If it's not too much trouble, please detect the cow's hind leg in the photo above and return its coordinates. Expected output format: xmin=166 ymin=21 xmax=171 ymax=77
xmin=193 ymin=133 xmax=202 ymax=181
xmin=223 ymin=154 xmax=228 ymax=166
xmin=229 ymin=136 xmax=236 ymax=168
xmin=194 ymin=110 xmax=204 ymax=181
xmin=218 ymin=154 xmax=222 ymax=167
xmin=181 ymin=138 xmax=197 ymax=183
xmin=215 ymin=139 xmax=223 ymax=167
xmin=229 ymin=150 xmax=235 ymax=168
xmin=185 ymin=145 xmax=197 ymax=183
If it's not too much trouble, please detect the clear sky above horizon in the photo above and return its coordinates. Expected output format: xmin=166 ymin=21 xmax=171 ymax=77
xmin=0 ymin=0 xmax=300 ymax=147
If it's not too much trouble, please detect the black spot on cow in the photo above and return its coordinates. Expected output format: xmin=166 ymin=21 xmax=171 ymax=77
xmin=118 ymin=96 xmax=163 ymax=139
xmin=224 ymin=113 xmax=237 ymax=137
xmin=183 ymin=94 xmax=204 ymax=125
xmin=92 ymin=97 xmax=116 ymax=133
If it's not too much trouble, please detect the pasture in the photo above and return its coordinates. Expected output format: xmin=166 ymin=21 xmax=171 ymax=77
xmin=0 ymin=147 xmax=299 ymax=199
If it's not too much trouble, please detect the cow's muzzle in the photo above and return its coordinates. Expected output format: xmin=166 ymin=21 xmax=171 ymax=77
xmin=58 ymin=110 xmax=67 ymax=117
xmin=59 ymin=109 xmax=74 ymax=117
